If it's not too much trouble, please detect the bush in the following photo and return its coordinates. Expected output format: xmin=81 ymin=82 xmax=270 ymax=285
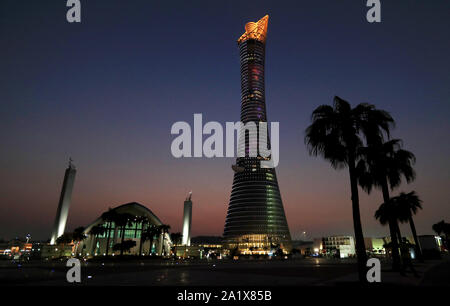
xmin=112 ymin=240 xmax=137 ymax=253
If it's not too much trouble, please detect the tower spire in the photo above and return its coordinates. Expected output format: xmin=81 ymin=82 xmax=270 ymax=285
xmin=68 ymin=157 xmax=75 ymax=169
xmin=187 ymin=191 xmax=192 ymax=201
xmin=50 ymin=161 xmax=77 ymax=244
xmin=182 ymin=193 xmax=193 ymax=246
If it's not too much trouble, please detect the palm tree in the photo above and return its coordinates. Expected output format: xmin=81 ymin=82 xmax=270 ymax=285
xmin=142 ymin=225 xmax=160 ymax=255
xmin=305 ymin=96 xmax=393 ymax=282
xmin=113 ymin=213 xmax=134 ymax=256
xmin=170 ymin=232 xmax=182 ymax=256
xmin=56 ymin=233 xmax=73 ymax=245
xmin=432 ymin=220 xmax=445 ymax=236
xmin=432 ymin=220 xmax=450 ymax=250
xmin=394 ymin=191 xmax=423 ymax=262
xmin=137 ymin=216 xmax=149 ymax=256
xmin=113 ymin=240 xmax=137 ymax=254
xmin=101 ymin=209 xmax=118 ymax=256
xmin=89 ymin=225 xmax=105 ymax=256
xmin=375 ymin=199 xmax=400 ymax=257
xmin=72 ymin=226 xmax=86 ymax=255
xmin=170 ymin=232 xmax=182 ymax=246
xmin=357 ymin=138 xmax=416 ymax=270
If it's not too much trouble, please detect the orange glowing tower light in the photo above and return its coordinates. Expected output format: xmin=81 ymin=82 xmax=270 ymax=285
xmin=237 ymin=15 xmax=269 ymax=44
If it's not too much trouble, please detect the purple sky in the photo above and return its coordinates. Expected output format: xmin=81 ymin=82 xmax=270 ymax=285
xmin=0 ymin=0 xmax=449 ymax=241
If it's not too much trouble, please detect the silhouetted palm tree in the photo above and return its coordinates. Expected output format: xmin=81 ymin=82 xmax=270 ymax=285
xmin=101 ymin=209 xmax=118 ymax=256
xmin=375 ymin=200 xmax=400 ymax=244
xmin=56 ymin=233 xmax=73 ymax=245
xmin=113 ymin=213 xmax=134 ymax=256
xmin=89 ymin=224 xmax=105 ymax=256
xmin=113 ymin=240 xmax=137 ymax=254
xmin=432 ymin=220 xmax=447 ymax=236
xmin=142 ymin=225 xmax=160 ymax=255
xmin=305 ymin=96 xmax=393 ymax=282
xmin=432 ymin=220 xmax=450 ymax=250
xmin=73 ymin=226 xmax=86 ymax=240
xmin=395 ymin=191 xmax=423 ymax=262
xmin=357 ymin=138 xmax=415 ymax=270
xmin=170 ymin=232 xmax=182 ymax=245
xmin=170 ymin=232 xmax=182 ymax=256
xmin=72 ymin=226 xmax=86 ymax=255
xmin=136 ymin=216 xmax=149 ymax=256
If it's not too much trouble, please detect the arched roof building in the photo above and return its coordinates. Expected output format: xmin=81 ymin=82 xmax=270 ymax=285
xmin=79 ymin=202 xmax=172 ymax=257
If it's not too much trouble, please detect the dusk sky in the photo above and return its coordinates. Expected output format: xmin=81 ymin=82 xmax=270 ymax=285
xmin=1 ymin=0 xmax=449 ymax=241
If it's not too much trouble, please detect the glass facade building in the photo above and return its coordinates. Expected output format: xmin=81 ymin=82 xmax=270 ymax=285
xmin=79 ymin=202 xmax=172 ymax=256
xmin=223 ymin=16 xmax=292 ymax=254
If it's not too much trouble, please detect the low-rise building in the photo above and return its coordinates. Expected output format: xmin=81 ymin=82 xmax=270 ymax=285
xmin=312 ymin=236 xmax=356 ymax=258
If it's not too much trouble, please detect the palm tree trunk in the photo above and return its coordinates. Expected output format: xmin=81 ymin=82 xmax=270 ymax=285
xmin=120 ymin=225 xmax=125 ymax=256
xmin=91 ymin=235 xmax=98 ymax=256
xmin=105 ymin=222 xmax=111 ymax=256
xmin=139 ymin=240 xmax=143 ymax=256
xmin=149 ymin=237 xmax=154 ymax=255
xmin=380 ymin=179 xmax=401 ymax=271
xmin=138 ymin=225 xmax=144 ymax=256
xmin=348 ymin=158 xmax=368 ymax=283
xmin=396 ymin=227 xmax=402 ymax=244
xmin=161 ymin=231 xmax=166 ymax=257
xmin=409 ymin=215 xmax=423 ymax=262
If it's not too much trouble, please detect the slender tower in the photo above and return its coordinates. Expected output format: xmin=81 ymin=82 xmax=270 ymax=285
xmin=50 ymin=159 xmax=77 ymax=244
xmin=182 ymin=192 xmax=192 ymax=246
xmin=223 ymin=15 xmax=292 ymax=254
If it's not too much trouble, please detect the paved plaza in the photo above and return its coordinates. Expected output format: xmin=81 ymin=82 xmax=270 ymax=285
xmin=1 ymin=257 xmax=448 ymax=286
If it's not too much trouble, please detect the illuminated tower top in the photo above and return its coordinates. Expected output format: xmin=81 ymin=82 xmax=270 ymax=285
xmin=237 ymin=15 xmax=269 ymax=44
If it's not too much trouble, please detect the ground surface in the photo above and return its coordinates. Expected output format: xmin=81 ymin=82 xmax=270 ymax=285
xmin=0 ymin=257 xmax=448 ymax=286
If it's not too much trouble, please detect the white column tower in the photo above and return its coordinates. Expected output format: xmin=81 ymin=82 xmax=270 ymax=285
xmin=50 ymin=159 xmax=77 ymax=244
xmin=182 ymin=192 xmax=192 ymax=246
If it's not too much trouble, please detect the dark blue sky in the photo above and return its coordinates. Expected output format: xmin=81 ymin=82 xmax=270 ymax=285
xmin=1 ymin=0 xmax=449 ymax=240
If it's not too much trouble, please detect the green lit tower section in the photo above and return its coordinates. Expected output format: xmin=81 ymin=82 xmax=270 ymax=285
xmin=223 ymin=15 xmax=292 ymax=254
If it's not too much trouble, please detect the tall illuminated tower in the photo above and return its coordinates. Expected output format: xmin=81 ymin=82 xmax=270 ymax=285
xmin=182 ymin=192 xmax=192 ymax=246
xmin=223 ymin=15 xmax=292 ymax=254
xmin=50 ymin=159 xmax=77 ymax=245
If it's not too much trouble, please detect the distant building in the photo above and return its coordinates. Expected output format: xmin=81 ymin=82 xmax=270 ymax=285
xmin=78 ymin=202 xmax=172 ymax=257
xmin=314 ymin=236 xmax=356 ymax=258
xmin=0 ymin=238 xmax=34 ymax=259
xmin=41 ymin=244 xmax=73 ymax=259
xmin=173 ymin=246 xmax=203 ymax=258
xmin=364 ymin=237 xmax=386 ymax=255
xmin=175 ymin=236 xmax=224 ymax=259
xmin=30 ymin=242 xmax=44 ymax=258
xmin=291 ymin=240 xmax=313 ymax=256
xmin=191 ymin=236 xmax=223 ymax=247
